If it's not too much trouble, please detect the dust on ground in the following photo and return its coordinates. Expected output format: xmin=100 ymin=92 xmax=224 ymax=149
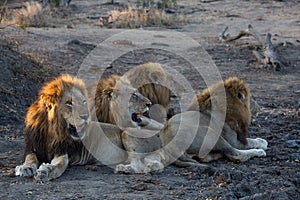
xmin=0 ymin=0 xmax=299 ymax=199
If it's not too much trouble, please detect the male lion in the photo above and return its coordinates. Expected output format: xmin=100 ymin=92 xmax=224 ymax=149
xmin=94 ymin=74 xmax=163 ymax=129
xmin=160 ymin=77 xmax=268 ymax=164
xmin=95 ymin=62 xmax=171 ymax=125
xmin=14 ymin=74 xmax=106 ymax=181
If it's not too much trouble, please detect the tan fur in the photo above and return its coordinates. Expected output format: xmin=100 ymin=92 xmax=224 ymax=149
xmin=94 ymin=62 xmax=170 ymax=125
xmin=15 ymin=74 xmax=95 ymax=181
xmin=160 ymin=110 xmax=268 ymax=165
xmin=124 ymin=62 xmax=170 ymax=123
xmin=94 ymin=75 xmax=153 ymax=128
xmin=186 ymin=77 xmax=251 ymax=144
xmin=124 ymin=63 xmax=169 ymax=108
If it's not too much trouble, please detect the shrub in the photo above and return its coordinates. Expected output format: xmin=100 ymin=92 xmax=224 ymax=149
xmin=13 ymin=2 xmax=46 ymax=28
xmin=107 ymin=5 xmax=172 ymax=28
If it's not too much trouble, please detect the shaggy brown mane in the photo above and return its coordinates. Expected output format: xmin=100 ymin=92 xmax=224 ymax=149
xmin=94 ymin=74 xmax=121 ymax=124
xmin=186 ymin=77 xmax=251 ymax=144
xmin=24 ymin=74 xmax=87 ymax=163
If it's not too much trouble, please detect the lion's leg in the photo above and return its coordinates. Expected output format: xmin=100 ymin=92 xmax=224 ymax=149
xmin=143 ymin=153 xmax=164 ymax=173
xmin=139 ymin=116 xmax=164 ymax=130
xmin=244 ymin=138 xmax=268 ymax=150
xmin=214 ymin=137 xmax=266 ymax=162
xmin=15 ymin=153 xmax=39 ymax=177
xmin=173 ymin=154 xmax=204 ymax=167
xmin=34 ymin=154 xmax=69 ymax=181
xmin=198 ymin=153 xmax=224 ymax=162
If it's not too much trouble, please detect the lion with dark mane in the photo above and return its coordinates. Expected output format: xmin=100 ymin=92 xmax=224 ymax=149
xmin=186 ymin=76 xmax=252 ymax=145
xmin=160 ymin=77 xmax=268 ymax=165
xmin=15 ymin=74 xmax=96 ymax=181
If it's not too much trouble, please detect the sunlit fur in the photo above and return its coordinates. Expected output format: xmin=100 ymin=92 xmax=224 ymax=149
xmin=124 ymin=62 xmax=170 ymax=123
xmin=24 ymin=75 xmax=89 ymax=167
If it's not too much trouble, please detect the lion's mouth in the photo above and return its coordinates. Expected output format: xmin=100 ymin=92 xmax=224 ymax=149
xmin=131 ymin=113 xmax=142 ymax=123
xmin=68 ymin=123 xmax=86 ymax=139
xmin=131 ymin=107 xmax=149 ymax=124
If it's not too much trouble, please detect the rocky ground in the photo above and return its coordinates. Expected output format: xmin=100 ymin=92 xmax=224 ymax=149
xmin=0 ymin=0 xmax=299 ymax=199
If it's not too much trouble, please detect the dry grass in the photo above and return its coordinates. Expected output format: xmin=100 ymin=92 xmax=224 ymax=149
xmin=106 ymin=6 xmax=173 ymax=28
xmin=0 ymin=0 xmax=9 ymax=24
xmin=12 ymin=1 xmax=46 ymax=28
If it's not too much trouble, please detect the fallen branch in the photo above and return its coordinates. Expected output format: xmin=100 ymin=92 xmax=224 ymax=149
xmin=219 ymin=24 xmax=283 ymax=71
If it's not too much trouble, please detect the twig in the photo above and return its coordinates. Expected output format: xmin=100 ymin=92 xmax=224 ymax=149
xmin=0 ymin=0 xmax=8 ymax=23
xmin=219 ymin=24 xmax=284 ymax=71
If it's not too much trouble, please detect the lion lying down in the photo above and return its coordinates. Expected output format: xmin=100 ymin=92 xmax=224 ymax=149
xmin=115 ymin=77 xmax=268 ymax=173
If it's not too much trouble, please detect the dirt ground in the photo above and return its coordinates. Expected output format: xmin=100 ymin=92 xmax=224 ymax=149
xmin=0 ymin=0 xmax=299 ymax=199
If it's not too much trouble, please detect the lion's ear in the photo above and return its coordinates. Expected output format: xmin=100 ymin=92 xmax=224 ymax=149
xmin=103 ymin=88 xmax=116 ymax=99
xmin=41 ymin=94 xmax=56 ymax=110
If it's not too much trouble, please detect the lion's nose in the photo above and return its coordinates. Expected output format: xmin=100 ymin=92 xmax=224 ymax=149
xmin=80 ymin=114 xmax=89 ymax=121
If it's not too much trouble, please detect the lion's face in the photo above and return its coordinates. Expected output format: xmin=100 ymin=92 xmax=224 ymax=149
xmin=129 ymin=91 xmax=152 ymax=123
xmin=110 ymin=77 xmax=151 ymax=128
xmin=59 ymin=87 xmax=90 ymax=139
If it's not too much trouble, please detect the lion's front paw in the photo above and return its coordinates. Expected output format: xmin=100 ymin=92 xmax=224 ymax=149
xmin=255 ymin=149 xmax=267 ymax=157
xmin=254 ymin=138 xmax=268 ymax=150
xmin=15 ymin=165 xmax=37 ymax=177
xmin=34 ymin=163 xmax=52 ymax=181
xmin=145 ymin=161 xmax=164 ymax=173
xmin=115 ymin=163 xmax=147 ymax=174
xmin=115 ymin=164 xmax=136 ymax=174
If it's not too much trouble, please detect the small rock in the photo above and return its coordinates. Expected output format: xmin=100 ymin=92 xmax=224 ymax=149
xmin=286 ymin=140 xmax=300 ymax=149
xmin=130 ymin=183 xmax=148 ymax=191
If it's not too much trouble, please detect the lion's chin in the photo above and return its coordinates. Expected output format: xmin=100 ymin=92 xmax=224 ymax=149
xmin=68 ymin=123 xmax=86 ymax=139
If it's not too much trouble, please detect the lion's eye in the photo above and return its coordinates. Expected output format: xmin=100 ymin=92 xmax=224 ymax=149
xmin=238 ymin=92 xmax=245 ymax=100
xmin=66 ymin=100 xmax=73 ymax=107
xmin=132 ymin=92 xmax=138 ymax=98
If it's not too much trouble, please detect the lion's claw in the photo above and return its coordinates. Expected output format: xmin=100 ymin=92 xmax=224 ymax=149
xmin=15 ymin=165 xmax=37 ymax=177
